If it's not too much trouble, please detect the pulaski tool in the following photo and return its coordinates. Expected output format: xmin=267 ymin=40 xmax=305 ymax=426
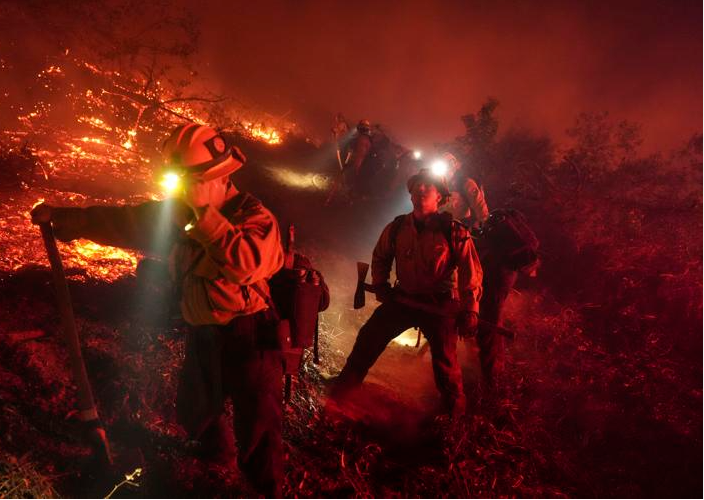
xmin=39 ymin=221 xmax=113 ymax=465
xmin=354 ymin=261 xmax=515 ymax=340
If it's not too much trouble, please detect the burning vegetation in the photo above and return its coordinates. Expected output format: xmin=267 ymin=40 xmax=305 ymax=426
xmin=0 ymin=3 xmax=702 ymax=499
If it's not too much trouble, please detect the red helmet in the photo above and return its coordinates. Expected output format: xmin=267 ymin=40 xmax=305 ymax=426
xmin=162 ymin=123 xmax=245 ymax=181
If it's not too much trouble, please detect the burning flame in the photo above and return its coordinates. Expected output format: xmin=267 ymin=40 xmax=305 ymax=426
xmin=242 ymin=122 xmax=282 ymax=145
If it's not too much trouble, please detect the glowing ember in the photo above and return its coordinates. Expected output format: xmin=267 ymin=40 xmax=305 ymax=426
xmin=0 ymin=197 xmax=142 ymax=283
xmin=66 ymin=239 xmax=139 ymax=279
xmin=81 ymin=137 xmax=103 ymax=144
xmin=78 ymin=116 xmax=113 ymax=131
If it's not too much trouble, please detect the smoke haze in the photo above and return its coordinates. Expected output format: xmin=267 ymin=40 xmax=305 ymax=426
xmin=200 ymin=0 xmax=701 ymax=151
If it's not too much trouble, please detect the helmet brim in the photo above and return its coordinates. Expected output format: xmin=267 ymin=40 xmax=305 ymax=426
xmin=407 ymin=172 xmax=450 ymax=199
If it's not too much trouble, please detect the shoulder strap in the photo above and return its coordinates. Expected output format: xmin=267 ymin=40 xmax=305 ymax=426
xmin=441 ymin=214 xmax=457 ymax=264
xmin=444 ymin=215 xmax=472 ymax=267
xmin=388 ymin=214 xmax=406 ymax=254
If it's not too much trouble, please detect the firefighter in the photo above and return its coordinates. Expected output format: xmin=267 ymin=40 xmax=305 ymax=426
xmin=331 ymin=169 xmax=483 ymax=418
xmin=324 ymin=113 xmax=352 ymax=206
xmin=331 ymin=112 xmax=351 ymax=170
xmin=443 ymin=152 xmax=489 ymax=230
xmin=443 ymin=152 xmax=518 ymax=391
xmin=331 ymin=112 xmax=350 ymax=145
xmin=31 ymin=123 xmax=285 ymax=497
xmin=344 ymin=119 xmax=373 ymax=200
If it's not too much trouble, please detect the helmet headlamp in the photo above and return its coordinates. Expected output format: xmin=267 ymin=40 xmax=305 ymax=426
xmin=430 ymin=159 xmax=449 ymax=177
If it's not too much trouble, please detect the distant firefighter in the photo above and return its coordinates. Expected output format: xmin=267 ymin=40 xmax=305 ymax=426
xmin=331 ymin=112 xmax=351 ymax=168
xmin=331 ymin=168 xmax=483 ymax=418
xmin=344 ymin=118 xmax=374 ymax=199
xmin=344 ymin=119 xmax=400 ymax=200
xmin=443 ymin=152 xmax=489 ymax=230
xmin=331 ymin=112 xmax=350 ymax=143
xmin=31 ymin=123 xmax=286 ymax=497
xmin=324 ymin=113 xmax=353 ymax=205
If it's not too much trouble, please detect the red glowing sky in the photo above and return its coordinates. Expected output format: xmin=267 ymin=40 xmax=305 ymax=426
xmin=200 ymin=0 xmax=702 ymax=152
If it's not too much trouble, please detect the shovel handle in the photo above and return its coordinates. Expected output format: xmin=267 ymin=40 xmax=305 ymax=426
xmin=39 ymin=222 xmax=112 ymax=465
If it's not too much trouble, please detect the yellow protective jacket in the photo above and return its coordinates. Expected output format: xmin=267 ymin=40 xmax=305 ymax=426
xmin=371 ymin=212 xmax=483 ymax=314
xmin=50 ymin=193 xmax=284 ymax=325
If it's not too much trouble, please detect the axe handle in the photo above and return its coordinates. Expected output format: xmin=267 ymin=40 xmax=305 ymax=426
xmin=353 ymin=262 xmax=370 ymax=309
xmin=39 ymin=222 xmax=112 ymax=464
xmin=362 ymin=283 xmax=515 ymax=340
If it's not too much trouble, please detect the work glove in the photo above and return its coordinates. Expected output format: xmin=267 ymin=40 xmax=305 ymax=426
xmin=374 ymin=282 xmax=393 ymax=303
xmin=457 ymin=310 xmax=479 ymax=339
xmin=30 ymin=203 xmax=53 ymax=225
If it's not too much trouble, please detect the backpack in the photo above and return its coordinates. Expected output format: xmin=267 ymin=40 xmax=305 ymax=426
xmin=480 ymin=208 xmax=539 ymax=272
xmin=268 ymin=252 xmax=329 ymax=353
xmin=251 ymin=223 xmax=330 ymax=401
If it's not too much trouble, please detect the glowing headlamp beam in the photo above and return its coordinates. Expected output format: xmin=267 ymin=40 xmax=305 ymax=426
xmin=159 ymin=172 xmax=181 ymax=193
xmin=412 ymin=150 xmax=422 ymax=160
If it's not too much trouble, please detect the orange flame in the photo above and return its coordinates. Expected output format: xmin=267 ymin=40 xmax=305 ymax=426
xmin=242 ymin=122 xmax=282 ymax=145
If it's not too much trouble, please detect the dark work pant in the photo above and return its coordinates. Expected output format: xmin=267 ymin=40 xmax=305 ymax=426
xmin=177 ymin=312 xmax=283 ymax=498
xmin=334 ymin=300 xmax=465 ymax=414
xmin=478 ymin=262 xmax=517 ymax=386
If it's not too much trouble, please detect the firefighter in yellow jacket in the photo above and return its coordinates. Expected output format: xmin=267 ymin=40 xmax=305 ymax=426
xmin=331 ymin=169 xmax=483 ymax=418
xmin=31 ymin=124 xmax=285 ymax=497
